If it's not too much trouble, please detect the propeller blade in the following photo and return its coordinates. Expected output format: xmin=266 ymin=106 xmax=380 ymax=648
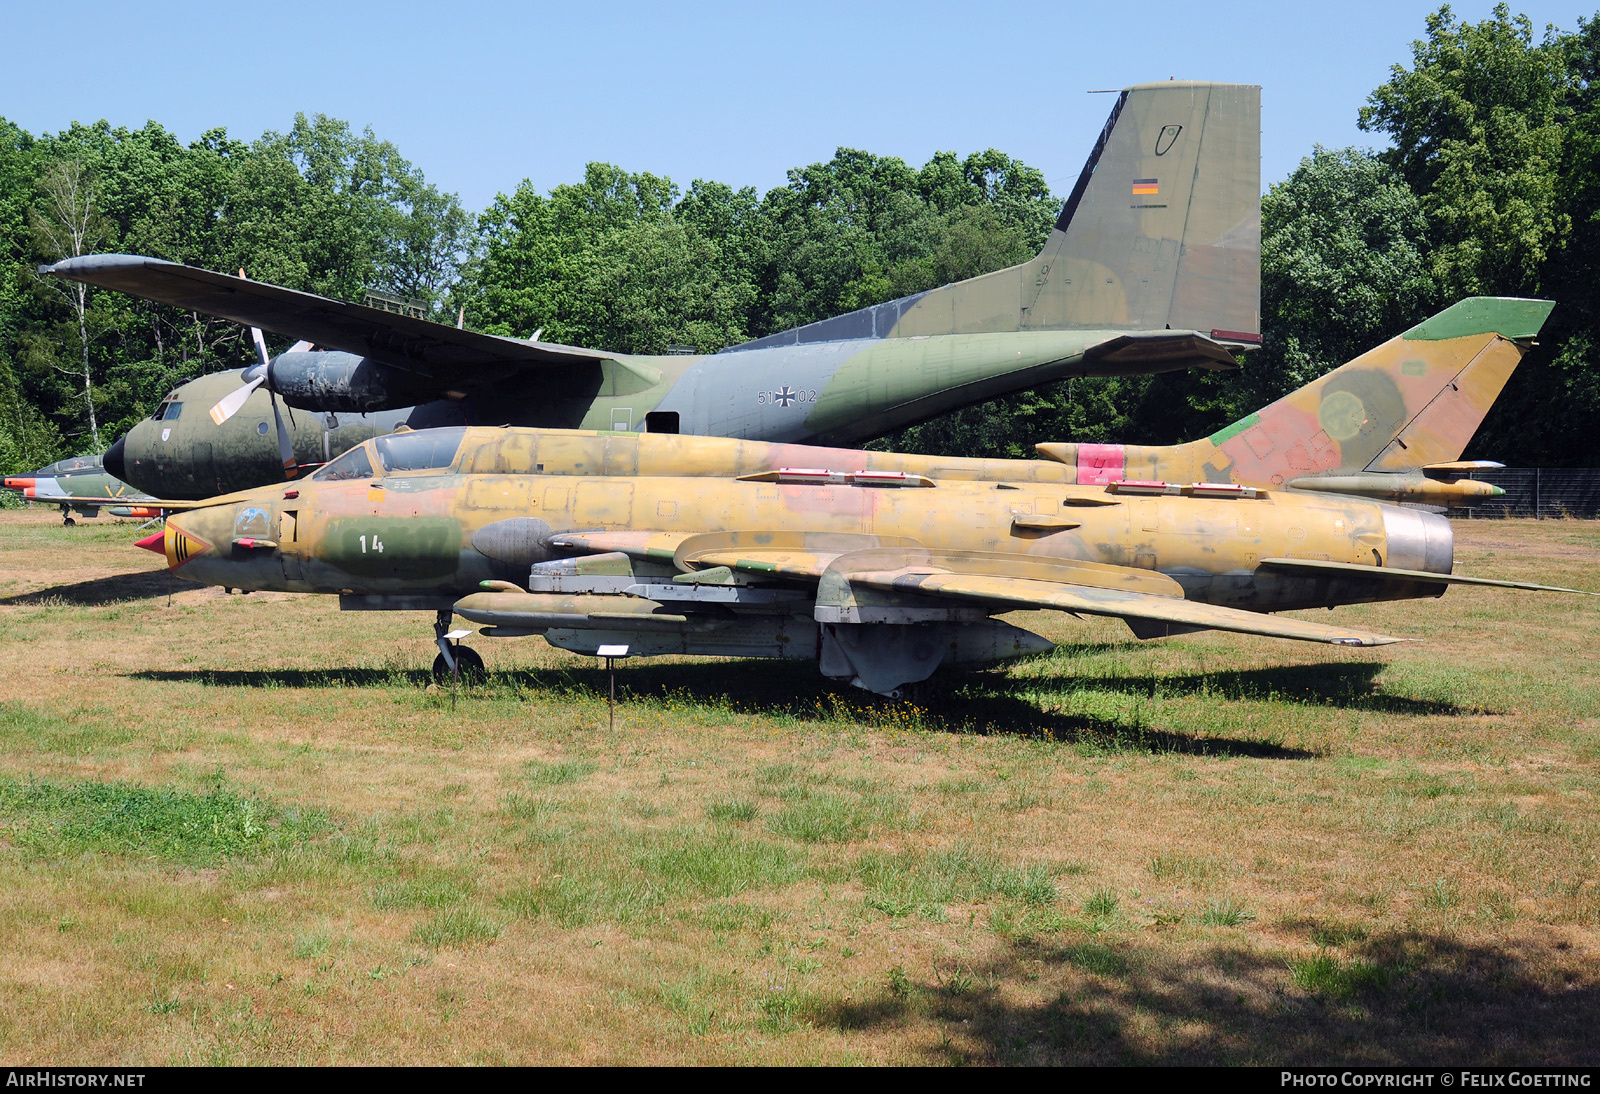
xmin=209 ymin=375 xmax=265 ymax=426
xmin=270 ymin=389 xmax=299 ymax=480
xmin=237 ymin=270 xmax=273 ymax=371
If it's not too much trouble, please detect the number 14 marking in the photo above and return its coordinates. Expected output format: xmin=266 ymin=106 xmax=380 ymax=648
xmin=359 ymin=534 xmax=384 ymax=554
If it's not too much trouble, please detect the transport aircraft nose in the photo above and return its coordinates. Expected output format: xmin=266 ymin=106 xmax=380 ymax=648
xmin=104 ymin=435 xmax=128 ymax=482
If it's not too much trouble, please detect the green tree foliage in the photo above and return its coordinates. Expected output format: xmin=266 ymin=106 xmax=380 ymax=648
xmin=461 ymin=148 xmax=1056 ymax=355
xmin=6 ymin=8 xmax=1600 ymax=476
xmin=1361 ymin=3 xmax=1571 ymax=297
xmin=1361 ymin=4 xmax=1600 ymax=464
xmin=0 ymin=114 xmax=469 ymax=470
xmin=463 ymin=163 xmax=752 ymax=353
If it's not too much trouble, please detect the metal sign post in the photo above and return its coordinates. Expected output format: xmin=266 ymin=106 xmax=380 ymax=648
xmin=596 ymin=645 xmax=629 ymax=731
xmin=443 ymin=628 xmax=472 ymax=711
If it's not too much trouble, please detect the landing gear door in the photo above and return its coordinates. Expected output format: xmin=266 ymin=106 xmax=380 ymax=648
xmin=278 ymin=508 xmax=304 ymax=583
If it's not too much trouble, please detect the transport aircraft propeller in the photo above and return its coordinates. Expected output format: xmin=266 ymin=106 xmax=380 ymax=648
xmin=206 ymin=270 xmax=314 ymax=480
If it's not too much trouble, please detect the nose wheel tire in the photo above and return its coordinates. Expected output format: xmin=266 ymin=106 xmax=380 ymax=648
xmin=433 ymin=645 xmax=486 ymax=684
xmin=62 ymin=516 xmax=75 ymax=527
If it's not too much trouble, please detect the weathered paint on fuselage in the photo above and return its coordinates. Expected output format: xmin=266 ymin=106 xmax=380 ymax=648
xmin=111 ymin=328 xmax=1218 ymax=498
xmin=163 ymin=452 xmax=1449 ymax=616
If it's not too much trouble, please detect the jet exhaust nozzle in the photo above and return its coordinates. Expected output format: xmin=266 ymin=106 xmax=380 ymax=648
xmin=1380 ymin=506 xmax=1454 ymax=573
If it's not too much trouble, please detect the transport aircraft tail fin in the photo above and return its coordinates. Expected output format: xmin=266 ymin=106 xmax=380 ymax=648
xmin=724 ymin=81 xmax=1262 ymax=352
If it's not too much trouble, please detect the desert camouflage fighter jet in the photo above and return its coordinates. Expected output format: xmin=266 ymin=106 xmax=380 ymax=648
xmin=138 ymin=405 xmax=1586 ymax=698
xmin=46 ymin=80 xmax=1262 ymax=500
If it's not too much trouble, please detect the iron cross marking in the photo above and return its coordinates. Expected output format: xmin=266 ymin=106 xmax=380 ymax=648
xmin=774 ymin=386 xmax=797 ymax=407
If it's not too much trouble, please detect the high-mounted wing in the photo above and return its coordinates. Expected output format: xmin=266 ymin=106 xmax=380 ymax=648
xmin=39 ymin=255 xmax=609 ymax=380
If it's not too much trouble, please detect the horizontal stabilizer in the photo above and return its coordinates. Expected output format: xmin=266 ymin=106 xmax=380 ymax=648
xmin=1422 ymin=461 xmax=1504 ymax=478
xmin=1080 ymin=331 xmax=1241 ymax=373
xmin=1258 ymin=557 xmax=1595 ymax=595
xmin=40 ymin=255 xmax=608 ymax=378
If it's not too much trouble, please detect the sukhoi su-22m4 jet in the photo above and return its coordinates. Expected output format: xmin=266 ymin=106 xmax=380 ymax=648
xmin=141 ymin=299 xmax=1589 ymax=697
xmin=46 ymin=81 xmax=1263 ymax=500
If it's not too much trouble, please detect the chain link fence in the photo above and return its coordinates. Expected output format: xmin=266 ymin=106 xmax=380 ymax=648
xmin=1452 ymin=469 xmax=1600 ymax=519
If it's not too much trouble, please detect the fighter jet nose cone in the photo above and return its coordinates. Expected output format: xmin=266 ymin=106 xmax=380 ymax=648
xmin=104 ymin=435 xmax=128 ymax=482
xmin=135 ymin=530 xmax=165 ymax=554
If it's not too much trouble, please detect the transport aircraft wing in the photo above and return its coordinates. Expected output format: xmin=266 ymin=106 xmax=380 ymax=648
xmin=39 ymin=255 xmax=608 ymax=378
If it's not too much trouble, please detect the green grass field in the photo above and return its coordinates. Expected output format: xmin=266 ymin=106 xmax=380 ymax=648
xmin=0 ymin=509 xmax=1595 ymax=1064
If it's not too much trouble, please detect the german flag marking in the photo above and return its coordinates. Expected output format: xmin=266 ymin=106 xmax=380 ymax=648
xmin=1132 ymin=178 xmax=1159 ymax=195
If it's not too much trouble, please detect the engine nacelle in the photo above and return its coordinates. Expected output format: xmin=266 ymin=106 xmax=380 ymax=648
xmin=269 ymin=351 xmax=438 ymax=413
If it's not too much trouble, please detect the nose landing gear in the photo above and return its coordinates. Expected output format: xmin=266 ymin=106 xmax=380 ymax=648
xmin=432 ymin=609 xmax=486 ymax=684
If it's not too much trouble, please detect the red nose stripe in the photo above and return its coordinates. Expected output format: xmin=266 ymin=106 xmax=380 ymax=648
xmin=135 ymin=531 xmax=165 ymax=554
xmin=4 ymin=477 xmax=34 ymax=490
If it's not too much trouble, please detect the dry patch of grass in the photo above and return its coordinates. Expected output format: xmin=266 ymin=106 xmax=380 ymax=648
xmin=0 ymin=509 xmax=1595 ymax=1064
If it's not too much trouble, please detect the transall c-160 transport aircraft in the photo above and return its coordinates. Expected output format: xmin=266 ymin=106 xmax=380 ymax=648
xmin=48 ymin=80 xmax=1262 ymax=500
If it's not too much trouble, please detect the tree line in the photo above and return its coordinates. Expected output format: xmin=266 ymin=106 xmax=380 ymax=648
xmin=1 ymin=3 xmax=1596 ymax=477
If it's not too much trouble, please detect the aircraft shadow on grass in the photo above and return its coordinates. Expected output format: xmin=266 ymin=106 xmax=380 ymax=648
xmin=1024 ymin=660 xmax=1480 ymax=717
xmin=115 ymin=650 xmax=1502 ymax=759
xmin=815 ymin=929 xmax=1600 ymax=1065
xmin=0 ymin=570 xmax=176 ymax=605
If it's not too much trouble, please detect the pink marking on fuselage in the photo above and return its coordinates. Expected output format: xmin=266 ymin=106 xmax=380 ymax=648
xmin=1075 ymin=443 xmax=1126 ymax=485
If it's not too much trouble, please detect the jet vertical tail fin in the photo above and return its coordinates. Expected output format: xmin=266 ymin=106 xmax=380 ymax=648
xmin=1181 ymin=297 xmax=1555 ymax=485
xmin=1036 ymin=297 xmax=1554 ymax=491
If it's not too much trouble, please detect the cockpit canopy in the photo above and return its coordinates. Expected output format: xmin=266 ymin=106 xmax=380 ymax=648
xmin=375 ymin=428 xmax=466 ymax=473
xmin=312 ymin=427 xmax=467 ymax=482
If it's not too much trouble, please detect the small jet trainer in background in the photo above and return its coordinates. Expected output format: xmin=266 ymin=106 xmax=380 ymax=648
xmin=3 ymin=455 xmax=160 ymax=525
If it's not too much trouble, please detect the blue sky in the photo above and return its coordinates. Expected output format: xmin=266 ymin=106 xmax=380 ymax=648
xmin=1 ymin=0 xmax=1590 ymax=211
